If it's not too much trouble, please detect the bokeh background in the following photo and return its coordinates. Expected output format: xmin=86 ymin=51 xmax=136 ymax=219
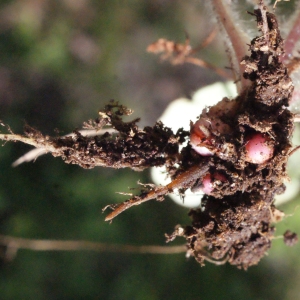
xmin=0 ymin=0 xmax=300 ymax=299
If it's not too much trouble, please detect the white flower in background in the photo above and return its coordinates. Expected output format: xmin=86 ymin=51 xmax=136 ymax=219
xmin=151 ymin=81 xmax=300 ymax=208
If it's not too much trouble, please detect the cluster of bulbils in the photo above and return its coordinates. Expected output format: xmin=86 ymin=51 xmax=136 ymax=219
xmin=189 ymin=96 xmax=274 ymax=195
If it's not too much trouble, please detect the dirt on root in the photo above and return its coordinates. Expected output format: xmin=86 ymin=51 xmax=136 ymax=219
xmin=166 ymin=8 xmax=297 ymax=269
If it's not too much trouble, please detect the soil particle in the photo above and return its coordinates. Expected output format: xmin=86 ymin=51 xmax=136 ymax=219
xmin=284 ymin=230 xmax=298 ymax=247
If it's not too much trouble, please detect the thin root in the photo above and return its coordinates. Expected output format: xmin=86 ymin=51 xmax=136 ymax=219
xmin=104 ymin=163 xmax=210 ymax=221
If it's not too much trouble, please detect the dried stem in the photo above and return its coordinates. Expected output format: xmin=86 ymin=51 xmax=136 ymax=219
xmin=0 ymin=234 xmax=230 ymax=266
xmin=194 ymin=26 xmax=218 ymax=50
xmin=211 ymin=0 xmax=250 ymax=92
xmin=184 ymin=57 xmax=231 ymax=79
xmin=0 ymin=234 xmax=186 ymax=259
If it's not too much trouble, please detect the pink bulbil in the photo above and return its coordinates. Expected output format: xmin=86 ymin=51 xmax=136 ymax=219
xmin=202 ymin=174 xmax=214 ymax=194
xmin=201 ymin=173 xmax=227 ymax=195
xmin=245 ymin=133 xmax=274 ymax=164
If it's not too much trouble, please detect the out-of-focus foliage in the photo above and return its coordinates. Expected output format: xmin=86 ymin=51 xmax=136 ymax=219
xmin=0 ymin=1 xmax=300 ymax=299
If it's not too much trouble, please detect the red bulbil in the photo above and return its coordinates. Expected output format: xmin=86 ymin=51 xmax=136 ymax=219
xmin=190 ymin=120 xmax=214 ymax=156
xmin=245 ymin=133 xmax=274 ymax=164
xmin=190 ymin=98 xmax=238 ymax=157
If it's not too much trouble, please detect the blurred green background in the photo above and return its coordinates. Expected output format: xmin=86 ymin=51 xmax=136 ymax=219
xmin=0 ymin=0 xmax=300 ymax=299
